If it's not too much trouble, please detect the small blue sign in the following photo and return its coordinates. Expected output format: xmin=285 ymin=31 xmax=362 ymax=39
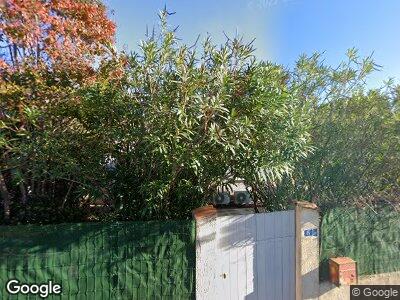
xmin=304 ymin=228 xmax=318 ymax=237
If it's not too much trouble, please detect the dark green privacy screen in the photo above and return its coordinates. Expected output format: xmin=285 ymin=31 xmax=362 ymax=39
xmin=320 ymin=206 xmax=400 ymax=279
xmin=0 ymin=220 xmax=195 ymax=299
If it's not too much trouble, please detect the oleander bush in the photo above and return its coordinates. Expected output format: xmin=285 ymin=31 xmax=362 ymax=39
xmin=270 ymin=51 xmax=400 ymax=211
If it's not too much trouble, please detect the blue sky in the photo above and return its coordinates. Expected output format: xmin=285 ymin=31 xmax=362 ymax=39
xmin=105 ymin=0 xmax=400 ymax=87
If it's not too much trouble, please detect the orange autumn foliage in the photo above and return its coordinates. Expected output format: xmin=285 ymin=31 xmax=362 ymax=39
xmin=0 ymin=0 xmax=116 ymax=78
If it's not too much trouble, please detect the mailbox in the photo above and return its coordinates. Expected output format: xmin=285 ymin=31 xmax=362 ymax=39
xmin=329 ymin=257 xmax=357 ymax=286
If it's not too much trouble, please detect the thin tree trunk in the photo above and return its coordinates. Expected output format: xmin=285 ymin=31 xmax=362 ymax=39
xmin=41 ymin=180 xmax=45 ymax=196
xmin=0 ymin=173 xmax=11 ymax=222
xmin=52 ymin=180 xmax=55 ymax=201
xmin=62 ymin=182 xmax=73 ymax=209
xmin=8 ymin=45 xmax=15 ymax=66
xmin=19 ymin=182 xmax=27 ymax=205
xmin=249 ymin=185 xmax=259 ymax=213
xmin=31 ymin=177 xmax=35 ymax=195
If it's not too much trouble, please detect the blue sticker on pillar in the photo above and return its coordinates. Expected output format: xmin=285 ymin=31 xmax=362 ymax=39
xmin=304 ymin=228 xmax=318 ymax=236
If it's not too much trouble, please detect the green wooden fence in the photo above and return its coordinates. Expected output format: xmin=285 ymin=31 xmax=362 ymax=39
xmin=320 ymin=206 xmax=400 ymax=280
xmin=0 ymin=220 xmax=195 ymax=299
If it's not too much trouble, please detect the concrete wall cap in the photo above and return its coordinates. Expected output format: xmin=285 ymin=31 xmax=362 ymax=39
xmin=293 ymin=200 xmax=319 ymax=210
xmin=192 ymin=205 xmax=217 ymax=220
xmin=330 ymin=257 xmax=356 ymax=265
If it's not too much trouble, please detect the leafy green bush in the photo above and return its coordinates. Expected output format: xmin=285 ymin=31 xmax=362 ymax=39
xmin=270 ymin=50 xmax=400 ymax=210
xmin=47 ymin=13 xmax=311 ymax=220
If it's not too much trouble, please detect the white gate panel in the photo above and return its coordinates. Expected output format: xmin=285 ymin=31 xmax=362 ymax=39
xmin=215 ymin=210 xmax=295 ymax=300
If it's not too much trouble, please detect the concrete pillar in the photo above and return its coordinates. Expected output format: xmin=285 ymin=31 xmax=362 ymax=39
xmin=192 ymin=205 xmax=217 ymax=300
xmin=295 ymin=201 xmax=320 ymax=300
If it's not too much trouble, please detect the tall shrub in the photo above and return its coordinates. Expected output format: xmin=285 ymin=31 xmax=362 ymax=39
xmin=270 ymin=50 xmax=400 ymax=210
xmin=50 ymin=12 xmax=312 ymax=220
xmin=0 ymin=0 xmax=116 ymax=223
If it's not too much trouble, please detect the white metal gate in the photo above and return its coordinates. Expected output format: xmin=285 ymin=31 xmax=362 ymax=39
xmin=215 ymin=210 xmax=295 ymax=300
